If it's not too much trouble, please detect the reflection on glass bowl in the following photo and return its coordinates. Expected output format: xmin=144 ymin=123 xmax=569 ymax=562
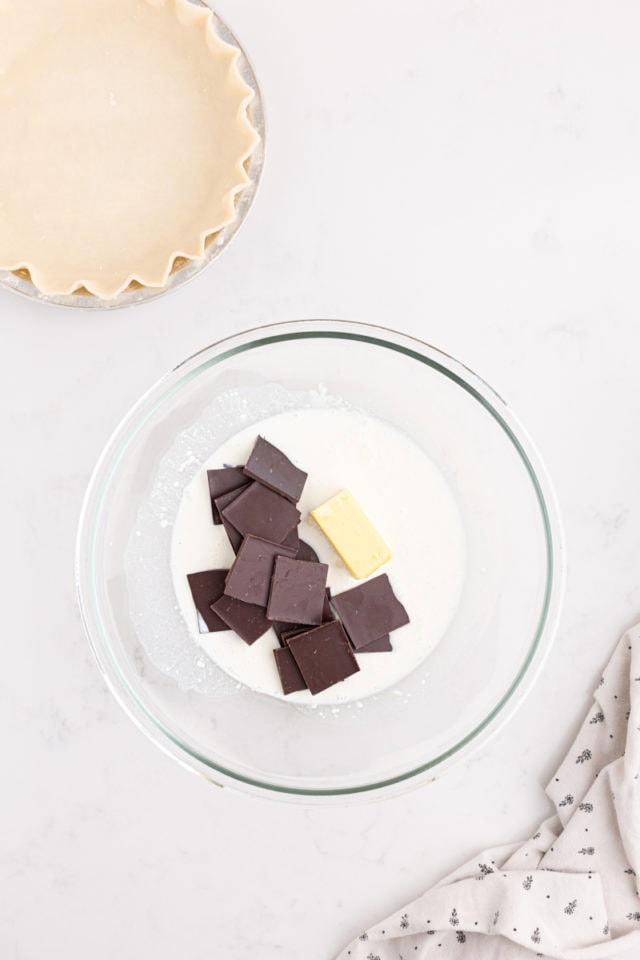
xmin=76 ymin=320 xmax=564 ymax=801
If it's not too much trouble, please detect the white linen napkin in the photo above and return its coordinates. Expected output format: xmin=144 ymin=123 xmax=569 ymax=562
xmin=337 ymin=624 xmax=640 ymax=960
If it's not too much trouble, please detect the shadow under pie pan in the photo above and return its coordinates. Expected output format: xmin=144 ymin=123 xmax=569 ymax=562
xmin=76 ymin=320 xmax=565 ymax=802
xmin=0 ymin=0 xmax=264 ymax=309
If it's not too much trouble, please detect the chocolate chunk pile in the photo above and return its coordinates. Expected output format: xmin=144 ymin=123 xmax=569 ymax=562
xmin=188 ymin=436 xmax=409 ymax=696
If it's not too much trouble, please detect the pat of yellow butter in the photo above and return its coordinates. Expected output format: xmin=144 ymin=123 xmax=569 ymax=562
xmin=310 ymin=490 xmax=391 ymax=579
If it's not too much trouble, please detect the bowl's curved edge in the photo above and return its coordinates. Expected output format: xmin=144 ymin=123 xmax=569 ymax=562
xmin=75 ymin=319 xmax=566 ymax=803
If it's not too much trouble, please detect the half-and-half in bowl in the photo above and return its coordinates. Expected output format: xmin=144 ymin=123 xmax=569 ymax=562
xmin=76 ymin=320 xmax=564 ymax=801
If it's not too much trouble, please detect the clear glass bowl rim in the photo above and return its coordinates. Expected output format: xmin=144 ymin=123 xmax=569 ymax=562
xmin=75 ymin=319 xmax=565 ymax=800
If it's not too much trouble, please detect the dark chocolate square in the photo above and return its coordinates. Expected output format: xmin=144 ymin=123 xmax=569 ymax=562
xmin=273 ymin=589 xmax=333 ymax=645
xmin=214 ymin=486 xmax=246 ymax=554
xmin=331 ymin=574 xmax=410 ymax=651
xmin=224 ymin=536 xmax=298 ymax=607
xmin=322 ymin=587 xmax=333 ymax=622
xmin=355 ymin=634 xmax=392 ymax=653
xmin=287 ymin=620 xmax=360 ymax=695
xmin=207 ymin=466 xmax=250 ymax=524
xmin=273 ymin=647 xmax=308 ymax=695
xmin=282 ymin=526 xmax=300 ymax=551
xmin=243 ymin=436 xmax=307 ymax=503
xmin=280 ymin=628 xmax=308 ymax=644
xmin=186 ymin=569 xmax=228 ymax=633
xmin=272 ymin=620 xmax=303 ymax=646
xmin=211 ymin=594 xmax=272 ymax=645
xmin=297 ymin=539 xmax=319 ymax=563
xmin=266 ymin=557 xmax=329 ymax=625
xmin=221 ymin=482 xmax=300 ymax=544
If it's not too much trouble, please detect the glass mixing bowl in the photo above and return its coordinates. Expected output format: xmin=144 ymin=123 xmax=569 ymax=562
xmin=76 ymin=320 xmax=564 ymax=800
xmin=0 ymin=1 xmax=265 ymax=310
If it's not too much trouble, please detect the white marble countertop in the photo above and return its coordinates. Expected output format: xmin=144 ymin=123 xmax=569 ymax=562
xmin=3 ymin=1 xmax=640 ymax=957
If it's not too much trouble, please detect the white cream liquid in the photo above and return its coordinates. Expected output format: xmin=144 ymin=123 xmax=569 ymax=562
xmin=171 ymin=408 xmax=466 ymax=705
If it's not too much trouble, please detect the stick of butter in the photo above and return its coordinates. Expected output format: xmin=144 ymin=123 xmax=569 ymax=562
xmin=310 ymin=489 xmax=391 ymax=580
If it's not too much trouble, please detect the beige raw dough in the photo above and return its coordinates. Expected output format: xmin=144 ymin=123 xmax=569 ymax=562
xmin=0 ymin=0 xmax=258 ymax=298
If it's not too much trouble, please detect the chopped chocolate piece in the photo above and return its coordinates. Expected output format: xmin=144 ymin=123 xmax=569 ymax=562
xmin=273 ymin=647 xmax=308 ymax=695
xmin=214 ymin=486 xmax=247 ymax=554
xmin=207 ymin=466 xmax=250 ymax=524
xmin=283 ymin=526 xmax=300 ymax=551
xmin=288 ymin=621 xmax=360 ymax=695
xmin=272 ymin=593 xmax=332 ymax=646
xmin=331 ymin=574 xmax=410 ymax=650
xmin=244 ymin=436 xmax=308 ymax=503
xmin=267 ymin=557 xmax=329 ymax=625
xmin=221 ymin=519 xmax=243 ymax=555
xmin=280 ymin=628 xmax=309 ymax=644
xmin=214 ymin=486 xmax=246 ymax=515
xmin=322 ymin=587 xmax=333 ymax=622
xmin=271 ymin=621 xmax=289 ymax=644
xmin=278 ymin=586 xmax=332 ymax=639
xmin=224 ymin=536 xmax=297 ymax=607
xmin=272 ymin=620 xmax=305 ymax=646
xmin=186 ymin=569 xmax=228 ymax=633
xmin=211 ymin=595 xmax=272 ymax=645
xmin=297 ymin=539 xmax=319 ymax=563
xmin=355 ymin=634 xmax=392 ymax=653
xmin=222 ymin=482 xmax=301 ymax=544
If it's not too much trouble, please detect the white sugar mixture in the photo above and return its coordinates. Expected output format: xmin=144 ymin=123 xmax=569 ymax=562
xmin=171 ymin=408 xmax=466 ymax=705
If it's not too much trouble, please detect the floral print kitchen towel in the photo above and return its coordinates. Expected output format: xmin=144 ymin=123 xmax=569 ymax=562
xmin=337 ymin=623 xmax=640 ymax=959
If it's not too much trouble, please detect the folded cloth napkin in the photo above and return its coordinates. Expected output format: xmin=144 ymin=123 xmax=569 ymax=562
xmin=337 ymin=624 xmax=640 ymax=960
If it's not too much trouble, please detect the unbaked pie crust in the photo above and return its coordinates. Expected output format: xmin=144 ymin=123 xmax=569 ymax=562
xmin=0 ymin=0 xmax=259 ymax=299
